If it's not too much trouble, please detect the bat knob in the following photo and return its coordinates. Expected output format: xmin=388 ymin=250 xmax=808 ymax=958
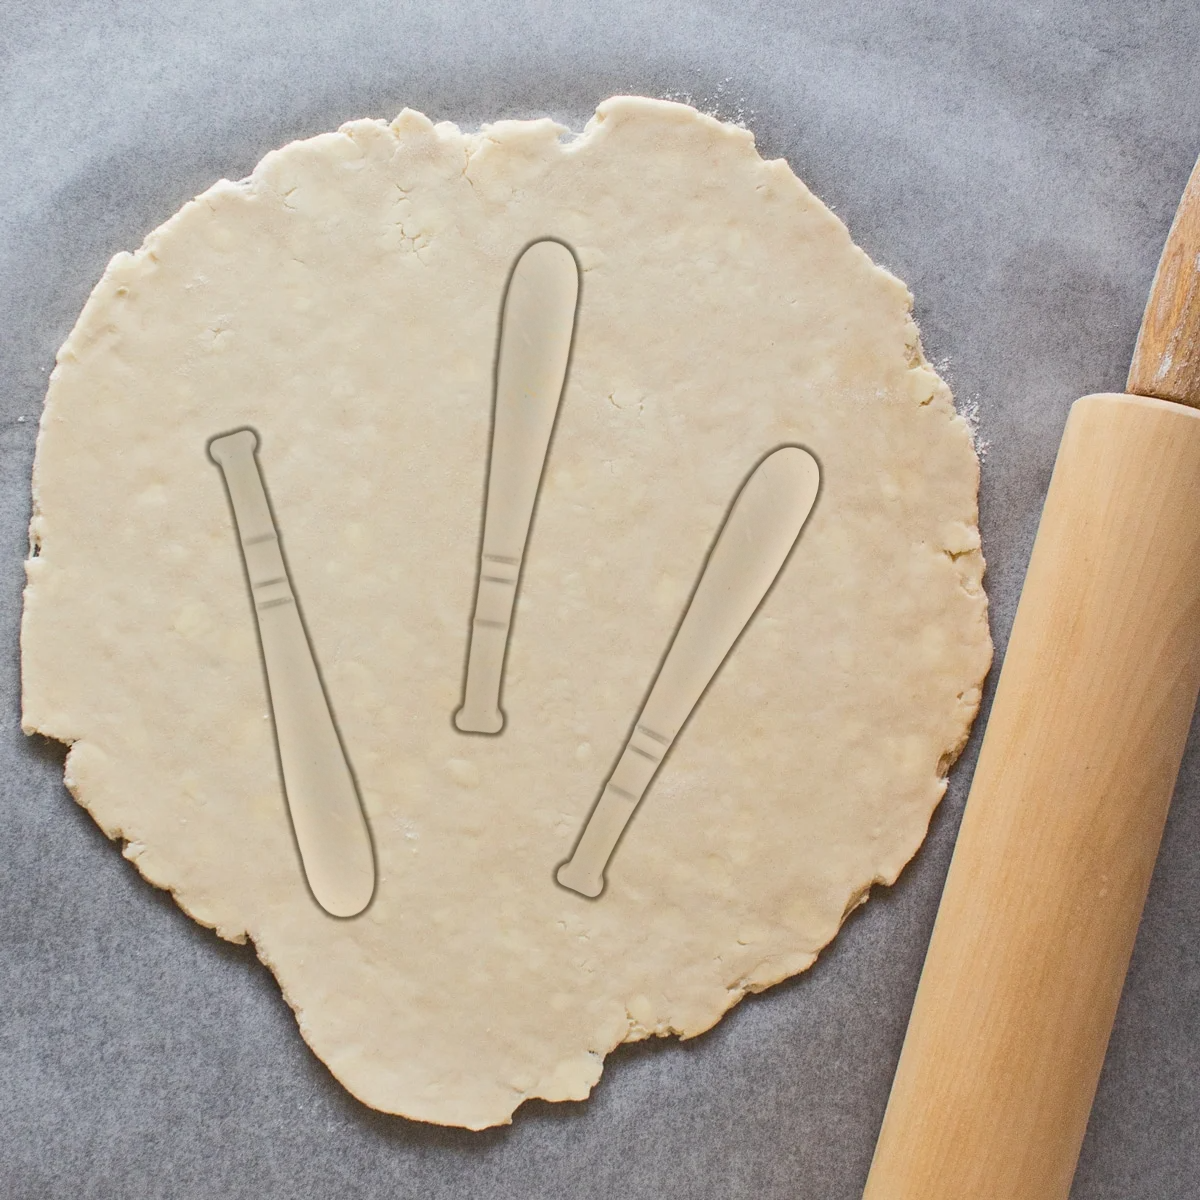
xmin=208 ymin=427 xmax=259 ymax=465
xmin=453 ymin=705 xmax=505 ymax=735
xmin=555 ymin=857 xmax=605 ymax=898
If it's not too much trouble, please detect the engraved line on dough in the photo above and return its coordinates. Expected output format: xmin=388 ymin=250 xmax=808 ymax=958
xmin=555 ymin=446 xmax=822 ymax=899
xmin=628 ymin=744 xmax=661 ymax=763
xmin=454 ymin=239 xmax=582 ymax=736
xmin=636 ymin=724 xmax=670 ymax=745
xmin=208 ymin=426 xmax=377 ymax=919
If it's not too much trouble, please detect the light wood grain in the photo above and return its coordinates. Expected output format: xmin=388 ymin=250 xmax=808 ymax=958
xmin=1128 ymin=154 xmax=1200 ymax=405
xmin=862 ymin=393 xmax=1200 ymax=1200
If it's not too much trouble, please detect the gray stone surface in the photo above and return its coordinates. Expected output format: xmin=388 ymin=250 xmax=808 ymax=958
xmin=1 ymin=2 xmax=1198 ymax=1196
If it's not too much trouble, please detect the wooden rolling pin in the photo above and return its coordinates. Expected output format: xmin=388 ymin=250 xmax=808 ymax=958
xmin=863 ymin=154 xmax=1200 ymax=1200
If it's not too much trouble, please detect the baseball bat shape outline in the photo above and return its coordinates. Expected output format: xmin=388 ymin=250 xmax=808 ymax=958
xmin=209 ymin=429 xmax=376 ymax=919
xmin=556 ymin=446 xmax=821 ymax=899
xmin=455 ymin=239 xmax=581 ymax=734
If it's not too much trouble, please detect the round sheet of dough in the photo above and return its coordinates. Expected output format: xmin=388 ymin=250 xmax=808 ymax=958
xmin=21 ymin=97 xmax=991 ymax=1129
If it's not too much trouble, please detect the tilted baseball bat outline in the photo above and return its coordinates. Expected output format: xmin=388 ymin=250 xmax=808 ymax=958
xmin=556 ymin=445 xmax=821 ymax=899
xmin=209 ymin=428 xmax=376 ymax=918
xmin=454 ymin=239 xmax=581 ymax=734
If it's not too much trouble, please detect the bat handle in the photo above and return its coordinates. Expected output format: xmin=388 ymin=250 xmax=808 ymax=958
xmin=556 ymin=725 xmax=671 ymax=897
xmin=209 ymin=429 xmax=375 ymax=919
xmin=454 ymin=554 xmax=519 ymax=734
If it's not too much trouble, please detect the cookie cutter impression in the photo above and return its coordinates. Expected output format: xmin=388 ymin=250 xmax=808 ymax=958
xmin=556 ymin=446 xmax=821 ymax=898
xmin=454 ymin=239 xmax=581 ymax=734
xmin=209 ymin=429 xmax=376 ymax=918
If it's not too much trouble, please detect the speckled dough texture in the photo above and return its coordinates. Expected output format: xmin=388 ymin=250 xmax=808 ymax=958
xmin=21 ymin=96 xmax=991 ymax=1129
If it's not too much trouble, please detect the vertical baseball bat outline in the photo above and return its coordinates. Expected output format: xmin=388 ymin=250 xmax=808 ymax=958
xmin=555 ymin=445 xmax=822 ymax=899
xmin=208 ymin=427 xmax=376 ymax=919
xmin=454 ymin=238 xmax=582 ymax=735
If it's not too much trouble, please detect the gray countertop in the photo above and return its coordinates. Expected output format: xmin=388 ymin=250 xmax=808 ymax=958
xmin=2 ymin=3 xmax=1198 ymax=1197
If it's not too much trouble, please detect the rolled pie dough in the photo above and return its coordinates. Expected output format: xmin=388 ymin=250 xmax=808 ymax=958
xmin=21 ymin=97 xmax=991 ymax=1129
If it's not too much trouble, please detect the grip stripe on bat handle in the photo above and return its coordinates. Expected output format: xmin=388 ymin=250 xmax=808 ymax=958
xmin=209 ymin=428 xmax=375 ymax=919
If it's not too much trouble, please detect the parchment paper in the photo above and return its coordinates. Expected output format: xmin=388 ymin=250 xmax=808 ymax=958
xmin=1 ymin=3 xmax=1198 ymax=1197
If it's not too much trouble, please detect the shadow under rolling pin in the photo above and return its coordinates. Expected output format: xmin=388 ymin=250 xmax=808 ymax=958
xmin=209 ymin=429 xmax=375 ymax=918
xmin=455 ymin=239 xmax=581 ymax=734
xmin=556 ymin=446 xmax=821 ymax=898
